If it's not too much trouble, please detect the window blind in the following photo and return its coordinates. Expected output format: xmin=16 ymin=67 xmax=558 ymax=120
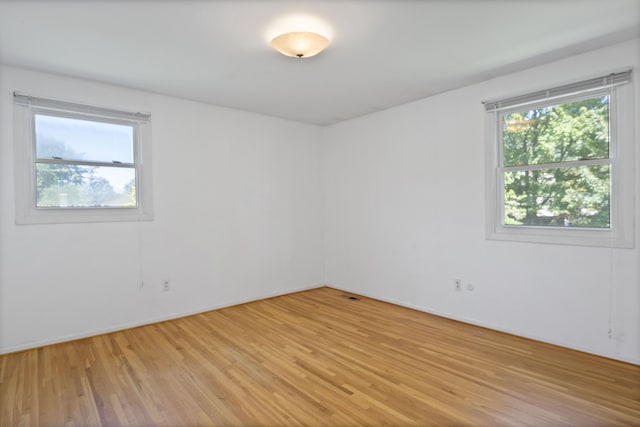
xmin=483 ymin=70 xmax=632 ymax=112
xmin=13 ymin=92 xmax=151 ymax=122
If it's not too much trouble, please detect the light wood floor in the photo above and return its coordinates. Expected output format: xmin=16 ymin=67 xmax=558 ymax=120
xmin=1 ymin=287 xmax=639 ymax=426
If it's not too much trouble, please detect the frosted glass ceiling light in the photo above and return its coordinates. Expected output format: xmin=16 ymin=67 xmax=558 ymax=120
xmin=271 ymin=32 xmax=329 ymax=58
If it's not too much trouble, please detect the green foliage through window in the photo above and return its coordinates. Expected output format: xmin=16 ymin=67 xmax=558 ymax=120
xmin=501 ymin=96 xmax=610 ymax=228
xmin=34 ymin=121 xmax=137 ymax=208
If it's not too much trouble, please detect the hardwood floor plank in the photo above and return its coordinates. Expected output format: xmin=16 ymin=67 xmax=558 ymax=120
xmin=1 ymin=287 xmax=639 ymax=426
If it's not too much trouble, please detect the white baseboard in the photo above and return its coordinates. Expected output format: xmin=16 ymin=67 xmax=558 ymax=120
xmin=6 ymin=283 xmax=638 ymax=366
xmin=329 ymin=284 xmax=640 ymax=366
xmin=1 ymin=283 xmax=324 ymax=355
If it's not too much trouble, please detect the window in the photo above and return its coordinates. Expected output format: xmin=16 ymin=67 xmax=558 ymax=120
xmin=14 ymin=93 xmax=153 ymax=224
xmin=484 ymin=71 xmax=634 ymax=248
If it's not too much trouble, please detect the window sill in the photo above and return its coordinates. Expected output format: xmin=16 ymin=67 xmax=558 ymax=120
xmin=16 ymin=208 xmax=153 ymax=225
xmin=487 ymin=225 xmax=633 ymax=248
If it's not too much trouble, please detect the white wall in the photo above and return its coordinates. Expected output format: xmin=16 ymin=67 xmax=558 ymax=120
xmin=2 ymin=40 xmax=638 ymax=364
xmin=322 ymin=39 xmax=640 ymax=364
xmin=0 ymin=66 xmax=324 ymax=353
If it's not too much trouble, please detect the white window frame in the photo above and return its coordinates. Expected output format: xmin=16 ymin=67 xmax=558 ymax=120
xmin=484 ymin=71 xmax=635 ymax=248
xmin=14 ymin=93 xmax=154 ymax=224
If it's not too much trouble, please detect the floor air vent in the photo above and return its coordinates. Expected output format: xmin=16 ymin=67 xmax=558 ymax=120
xmin=340 ymin=294 xmax=360 ymax=301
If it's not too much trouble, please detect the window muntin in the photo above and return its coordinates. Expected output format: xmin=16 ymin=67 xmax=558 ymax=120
xmin=499 ymin=94 xmax=611 ymax=229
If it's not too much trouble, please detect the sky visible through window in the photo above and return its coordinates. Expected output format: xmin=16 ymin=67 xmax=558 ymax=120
xmin=35 ymin=114 xmax=134 ymax=192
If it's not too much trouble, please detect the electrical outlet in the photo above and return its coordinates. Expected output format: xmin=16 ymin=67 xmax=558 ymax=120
xmin=454 ymin=279 xmax=462 ymax=292
xmin=162 ymin=280 xmax=170 ymax=292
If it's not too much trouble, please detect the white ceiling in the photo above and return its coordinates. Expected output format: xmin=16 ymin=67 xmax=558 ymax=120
xmin=0 ymin=0 xmax=638 ymax=125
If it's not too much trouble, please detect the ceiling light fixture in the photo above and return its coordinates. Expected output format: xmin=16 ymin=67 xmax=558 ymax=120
xmin=271 ymin=32 xmax=329 ymax=58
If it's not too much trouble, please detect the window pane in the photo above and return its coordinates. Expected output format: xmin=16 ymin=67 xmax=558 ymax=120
xmin=503 ymin=165 xmax=610 ymax=228
xmin=503 ymin=96 xmax=609 ymax=167
xmin=35 ymin=114 xmax=134 ymax=163
xmin=36 ymin=164 xmax=137 ymax=208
